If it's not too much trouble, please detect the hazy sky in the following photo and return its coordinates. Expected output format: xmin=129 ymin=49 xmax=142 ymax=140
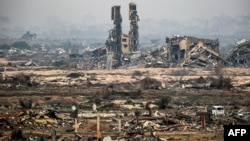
xmin=0 ymin=0 xmax=250 ymax=26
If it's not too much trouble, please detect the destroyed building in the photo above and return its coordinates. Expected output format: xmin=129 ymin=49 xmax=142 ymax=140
xmin=165 ymin=36 xmax=230 ymax=68
xmin=91 ymin=3 xmax=233 ymax=69
xmin=21 ymin=31 xmax=37 ymax=41
xmin=166 ymin=36 xmax=219 ymax=63
xmin=101 ymin=3 xmax=140 ymax=68
xmin=128 ymin=2 xmax=140 ymax=52
xmin=105 ymin=5 xmax=122 ymax=55
xmin=226 ymin=39 xmax=250 ymax=67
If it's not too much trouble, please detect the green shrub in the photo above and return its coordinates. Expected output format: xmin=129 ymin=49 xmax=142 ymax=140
xmin=125 ymin=99 xmax=133 ymax=104
xmin=52 ymin=60 xmax=67 ymax=67
xmin=134 ymin=110 xmax=141 ymax=123
xmin=12 ymin=41 xmax=30 ymax=49
xmin=19 ymin=99 xmax=32 ymax=109
xmin=15 ymin=73 xmax=31 ymax=84
xmin=211 ymin=76 xmax=233 ymax=89
xmin=132 ymin=70 xmax=143 ymax=76
xmin=0 ymin=44 xmax=10 ymax=50
xmin=158 ymin=96 xmax=171 ymax=109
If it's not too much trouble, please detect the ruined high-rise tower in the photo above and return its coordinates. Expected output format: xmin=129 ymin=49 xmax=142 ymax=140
xmin=129 ymin=2 xmax=140 ymax=52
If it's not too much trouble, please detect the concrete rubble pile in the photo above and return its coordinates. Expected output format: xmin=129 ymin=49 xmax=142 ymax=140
xmin=179 ymin=41 xmax=230 ymax=68
xmin=140 ymin=77 xmax=166 ymax=89
xmin=90 ymin=36 xmax=236 ymax=70
xmin=0 ymin=110 xmax=69 ymax=130
xmin=144 ymin=36 xmax=230 ymax=68
xmin=87 ymin=2 xmax=234 ymax=70
xmin=225 ymin=39 xmax=250 ymax=67
xmin=83 ymin=2 xmax=249 ymax=70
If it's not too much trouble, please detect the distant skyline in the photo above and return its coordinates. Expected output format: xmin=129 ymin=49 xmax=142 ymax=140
xmin=0 ymin=0 xmax=250 ymax=27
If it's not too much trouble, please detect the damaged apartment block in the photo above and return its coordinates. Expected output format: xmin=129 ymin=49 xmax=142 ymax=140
xmin=102 ymin=3 xmax=140 ymax=69
xmin=226 ymin=39 xmax=250 ymax=67
xmin=165 ymin=36 xmax=229 ymax=68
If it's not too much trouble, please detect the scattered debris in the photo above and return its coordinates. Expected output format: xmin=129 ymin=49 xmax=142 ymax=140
xmin=140 ymin=77 xmax=165 ymax=89
xmin=226 ymin=39 xmax=250 ymax=67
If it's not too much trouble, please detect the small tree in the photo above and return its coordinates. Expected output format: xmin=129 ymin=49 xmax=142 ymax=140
xmin=146 ymin=102 xmax=153 ymax=116
xmin=93 ymin=92 xmax=101 ymax=105
xmin=158 ymin=96 xmax=171 ymax=110
xmin=212 ymin=76 xmax=233 ymax=89
xmin=19 ymin=99 xmax=33 ymax=109
xmin=214 ymin=62 xmax=224 ymax=78
xmin=134 ymin=110 xmax=141 ymax=124
xmin=15 ymin=73 xmax=30 ymax=85
xmin=52 ymin=60 xmax=67 ymax=67
xmin=12 ymin=41 xmax=30 ymax=49
xmin=0 ymin=44 xmax=10 ymax=50
xmin=212 ymin=62 xmax=233 ymax=89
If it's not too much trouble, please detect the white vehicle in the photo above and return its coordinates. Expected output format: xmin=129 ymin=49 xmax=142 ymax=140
xmin=211 ymin=106 xmax=225 ymax=116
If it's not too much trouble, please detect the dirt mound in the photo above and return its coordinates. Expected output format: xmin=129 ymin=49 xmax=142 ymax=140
xmin=81 ymin=123 xmax=112 ymax=133
xmin=67 ymin=73 xmax=83 ymax=78
xmin=140 ymin=77 xmax=162 ymax=89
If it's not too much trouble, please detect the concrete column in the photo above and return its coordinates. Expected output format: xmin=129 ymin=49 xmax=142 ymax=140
xmin=168 ymin=44 xmax=171 ymax=62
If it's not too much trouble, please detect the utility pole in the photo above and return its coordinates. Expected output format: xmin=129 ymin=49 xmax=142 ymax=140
xmin=96 ymin=113 xmax=101 ymax=140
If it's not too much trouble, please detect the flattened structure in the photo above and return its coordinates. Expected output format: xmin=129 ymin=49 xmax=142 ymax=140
xmin=226 ymin=39 xmax=250 ymax=67
xmin=166 ymin=36 xmax=219 ymax=64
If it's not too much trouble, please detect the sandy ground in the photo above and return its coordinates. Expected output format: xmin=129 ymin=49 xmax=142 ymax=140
xmin=4 ymin=67 xmax=250 ymax=86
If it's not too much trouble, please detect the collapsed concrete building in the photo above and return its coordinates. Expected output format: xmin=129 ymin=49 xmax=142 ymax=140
xmin=165 ymin=35 xmax=230 ymax=68
xmin=91 ymin=3 xmax=246 ymax=70
xmin=166 ymin=36 xmax=219 ymax=62
xmin=226 ymin=39 xmax=250 ymax=67
xmin=103 ymin=2 xmax=140 ymax=68
xmin=92 ymin=34 xmax=230 ymax=69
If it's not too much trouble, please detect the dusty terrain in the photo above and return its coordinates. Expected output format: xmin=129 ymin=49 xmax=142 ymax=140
xmin=0 ymin=67 xmax=250 ymax=141
xmin=4 ymin=67 xmax=250 ymax=86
